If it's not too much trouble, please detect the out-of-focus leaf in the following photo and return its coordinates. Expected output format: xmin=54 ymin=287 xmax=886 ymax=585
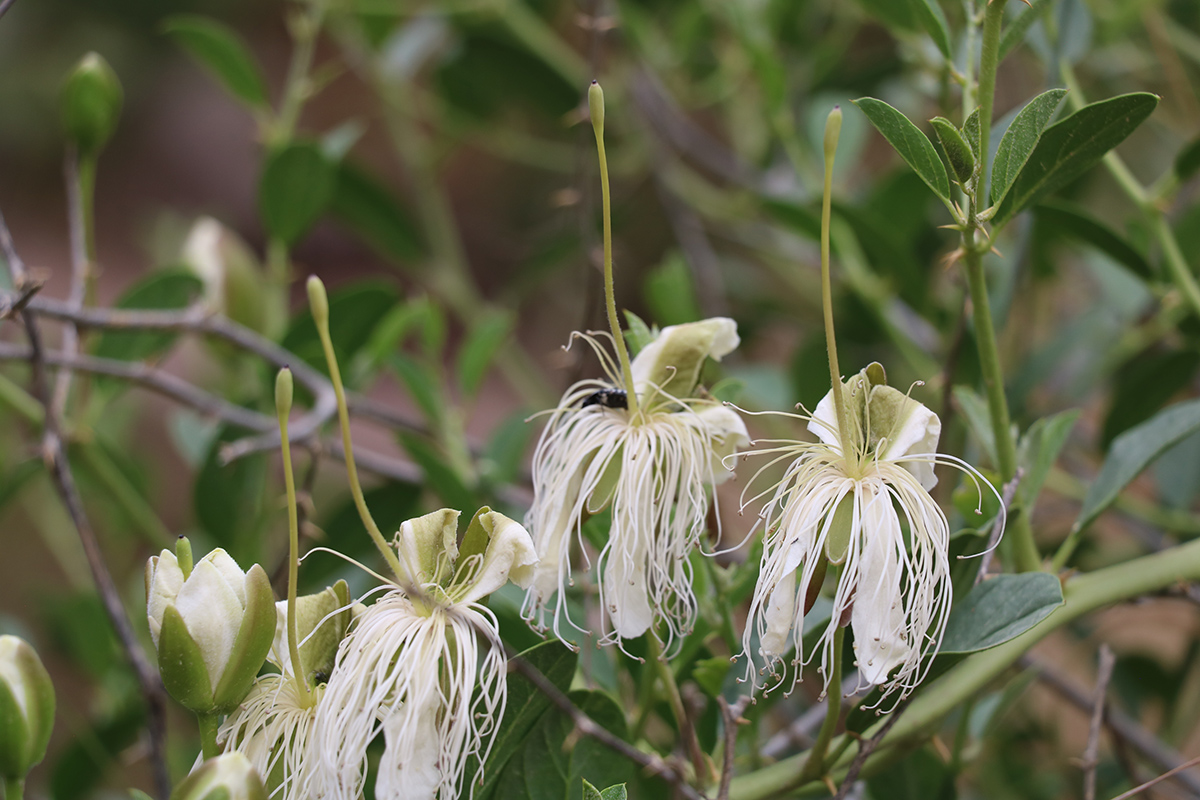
xmin=0 ymin=458 xmax=41 ymax=511
xmin=853 ymin=97 xmax=951 ymax=201
xmin=398 ymin=431 xmax=475 ymax=512
xmin=998 ymin=0 xmax=1053 ymax=60
xmin=306 ymin=481 xmax=421 ymax=591
xmin=953 ymin=386 xmax=997 ymax=465
xmin=1102 ymin=349 xmax=1200 ymax=448
xmin=51 ymin=683 xmax=144 ymax=800
xmin=623 ymin=310 xmax=656 ymax=356
xmin=457 ymin=312 xmax=514 ymax=397
xmin=194 ymin=425 xmax=267 ymax=565
xmin=42 ymin=592 xmax=120 ymax=677
xmin=644 ymin=252 xmax=701 ymax=327
xmin=436 ymin=32 xmax=578 ymax=120
xmin=990 ymin=88 xmax=1068 ymax=207
xmin=583 ymin=782 xmax=628 ymax=800
xmin=1154 ymin=430 xmax=1200 ymax=510
xmin=908 ymin=0 xmax=952 ymax=60
xmin=469 ymin=641 xmax=578 ymax=800
xmin=163 ymin=16 xmax=269 ymax=108
xmin=283 ymin=280 xmax=401 ymax=379
xmin=1016 ymin=409 xmax=1079 ymax=511
xmin=491 ymin=690 xmax=635 ymax=800
xmin=1175 ymin=135 xmax=1200 ymax=183
xmin=852 ymin=0 xmax=917 ymax=30
xmin=330 ymin=163 xmax=423 ymax=262
xmin=391 ymin=354 xmax=442 ymax=426
xmin=1076 ymin=398 xmax=1200 ymax=533
xmin=940 ymin=573 xmax=1063 ymax=653
xmin=259 ymin=142 xmax=336 ymax=245
xmin=484 ymin=409 xmax=533 ymax=487
xmin=1034 ymin=200 xmax=1153 ymax=279
xmin=92 ymin=271 xmax=202 ymax=362
xmin=866 ymin=747 xmax=955 ymax=800
xmin=992 ymin=93 xmax=1159 ymax=229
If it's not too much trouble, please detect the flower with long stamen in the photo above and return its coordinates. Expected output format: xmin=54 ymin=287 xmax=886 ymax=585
xmin=740 ymin=365 xmax=1002 ymax=707
xmin=310 ymin=508 xmax=537 ymax=800
xmin=522 ymin=317 xmax=749 ymax=649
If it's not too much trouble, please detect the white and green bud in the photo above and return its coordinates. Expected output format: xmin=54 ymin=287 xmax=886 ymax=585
xmin=182 ymin=218 xmax=268 ymax=335
xmin=171 ymin=753 xmax=268 ymax=800
xmin=629 ymin=317 xmax=739 ymax=407
xmin=60 ymin=52 xmax=123 ymax=156
xmin=269 ymin=581 xmax=355 ymax=685
xmin=0 ymin=636 xmax=55 ymax=782
xmin=145 ymin=542 xmax=276 ymax=714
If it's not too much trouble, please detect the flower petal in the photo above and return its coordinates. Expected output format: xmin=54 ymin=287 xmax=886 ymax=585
xmin=453 ymin=510 xmax=539 ymax=604
xmin=146 ymin=550 xmax=184 ymax=647
xmin=394 ymin=509 xmax=461 ymax=588
xmin=174 ymin=558 xmax=244 ymax=690
xmin=631 ymin=317 xmax=739 ymax=403
xmin=850 ymin=486 xmax=912 ymax=686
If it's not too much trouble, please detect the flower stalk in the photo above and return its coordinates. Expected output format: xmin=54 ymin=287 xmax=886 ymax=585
xmin=819 ymin=106 xmax=853 ymax=459
xmin=275 ymin=367 xmax=313 ymax=708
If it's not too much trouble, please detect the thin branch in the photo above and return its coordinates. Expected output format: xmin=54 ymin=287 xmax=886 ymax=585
xmin=0 ymin=209 xmax=29 ymax=287
xmin=52 ymin=150 xmax=89 ymax=420
xmin=832 ymin=700 xmax=910 ymax=800
xmin=1110 ymin=756 xmax=1200 ymax=800
xmin=0 ymin=280 xmax=42 ymax=320
xmin=1028 ymin=656 xmax=1200 ymax=796
xmin=0 ymin=0 xmax=18 ymax=22
xmin=506 ymin=650 xmax=709 ymax=800
xmin=717 ymin=697 xmax=749 ymax=800
xmin=1083 ymin=645 xmax=1117 ymax=800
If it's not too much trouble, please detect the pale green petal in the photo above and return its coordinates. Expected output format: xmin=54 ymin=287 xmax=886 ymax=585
xmin=146 ymin=551 xmax=184 ymax=647
xmin=174 ymin=559 xmax=244 ymax=690
xmin=205 ymin=548 xmax=249 ymax=607
xmin=631 ymin=317 xmax=739 ymax=404
xmin=453 ymin=511 xmax=538 ymax=604
xmin=394 ymin=509 xmax=460 ymax=588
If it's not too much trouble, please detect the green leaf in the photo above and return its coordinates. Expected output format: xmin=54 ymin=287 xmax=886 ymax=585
xmin=1103 ymin=349 xmax=1200 ymax=448
xmin=853 ymin=97 xmax=951 ymax=201
xmin=163 ymin=16 xmax=269 ymax=109
xmin=282 ymin=280 xmax=401 ymax=379
xmin=952 ymin=386 xmax=997 ymax=466
xmin=329 ymin=163 xmax=423 ymax=262
xmin=92 ymin=271 xmax=202 ymax=362
xmin=194 ymin=425 xmax=267 ymax=565
xmin=51 ymin=686 xmax=144 ymax=800
xmin=992 ymin=93 xmax=1159 ymax=229
xmin=483 ymin=409 xmax=534 ymax=487
xmin=644 ymin=252 xmax=701 ymax=327
xmin=1034 ymin=200 xmax=1153 ymax=280
xmin=599 ymin=785 xmax=628 ymax=800
xmin=998 ymin=0 xmax=1053 ymax=61
xmin=1075 ymin=398 xmax=1200 ymax=534
xmin=391 ymin=354 xmax=442 ymax=426
xmin=866 ymin=747 xmax=955 ymax=800
xmin=990 ymin=88 xmax=1069 ymax=207
xmin=930 ymin=116 xmax=975 ymax=184
xmin=1174 ymin=135 xmax=1200 ymax=183
xmin=468 ymin=641 xmax=578 ymax=800
xmin=852 ymin=0 xmax=917 ymax=30
xmin=259 ymin=142 xmax=336 ymax=245
xmin=907 ymin=0 xmax=952 ymax=60
xmin=457 ymin=312 xmax=514 ymax=398
xmin=491 ymin=690 xmax=636 ymax=800
xmin=962 ymin=108 xmax=982 ymax=161
xmin=1016 ymin=409 xmax=1079 ymax=512
xmin=940 ymin=573 xmax=1063 ymax=654
xmin=622 ymin=310 xmax=655 ymax=356
xmin=397 ymin=432 xmax=476 ymax=512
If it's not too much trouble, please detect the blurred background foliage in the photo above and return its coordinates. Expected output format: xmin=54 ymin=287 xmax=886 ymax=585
xmin=1 ymin=0 xmax=1200 ymax=798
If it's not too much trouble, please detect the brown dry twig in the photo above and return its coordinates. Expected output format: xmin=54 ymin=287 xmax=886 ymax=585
xmin=1082 ymin=645 xmax=1117 ymax=800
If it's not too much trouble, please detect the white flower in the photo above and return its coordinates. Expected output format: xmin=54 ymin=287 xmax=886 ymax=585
xmin=741 ymin=367 xmax=1001 ymax=706
xmin=310 ymin=508 xmax=536 ymax=800
xmin=522 ymin=318 xmax=749 ymax=649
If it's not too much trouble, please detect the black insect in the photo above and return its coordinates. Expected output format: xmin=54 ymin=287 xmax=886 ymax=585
xmin=581 ymin=388 xmax=628 ymax=410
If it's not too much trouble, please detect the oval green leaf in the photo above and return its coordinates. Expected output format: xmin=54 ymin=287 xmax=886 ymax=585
xmin=259 ymin=142 xmax=336 ymax=245
xmin=164 ymin=16 xmax=269 ymax=109
xmin=853 ymin=97 xmax=951 ymax=202
xmin=990 ymin=88 xmax=1069 ymax=207
xmin=940 ymin=573 xmax=1063 ymax=654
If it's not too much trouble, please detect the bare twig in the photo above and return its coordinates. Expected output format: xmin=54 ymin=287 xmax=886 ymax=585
xmin=0 ymin=209 xmax=29 ymax=287
xmin=1028 ymin=655 xmax=1200 ymax=796
xmin=0 ymin=280 xmax=42 ymax=320
xmin=1110 ymin=756 xmax=1200 ymax=800
xmin=506 ymin=650 xmax=709 ymax=800
xmin=717 ymin=697 xmax=749 ymax=800
xmin=1083 ymin=645 xmax=1117 ymax=800
xmin=832 ymin=700 xmax=910 ymax=800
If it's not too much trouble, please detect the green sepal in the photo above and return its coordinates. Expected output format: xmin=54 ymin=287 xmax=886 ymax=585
xmin=864 ymin=361 xmax=887 ymax=389
xmin=824 ymin=494 xmax=856 ymax=565
xmin=586 ymin=449 xmax=622 ymax=516
xmin=212 ymin=564 xmax=275 ymax=713
xmin=457 ymin=507 xmax=492 ymax=569
xmin=930 ymin=116 xmax=976 ymax=185
xmin=0 ymin=679 xmax=30 ymax=779
xmin=157 ymin=605 xmax=216 ymax=713
xmin=291 ymin=581 xmax=352 ymax=684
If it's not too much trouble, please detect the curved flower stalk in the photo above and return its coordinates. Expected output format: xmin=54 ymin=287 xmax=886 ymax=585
xmin=310 ymin=508 xmax=537 ymax=800
xmin=522 ymin=318 xmax=749 ymax=649
xmin=741 ymin=365 xmax=1002 ymax=707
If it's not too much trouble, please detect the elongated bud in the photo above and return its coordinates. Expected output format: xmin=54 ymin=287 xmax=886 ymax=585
xmin=176 ymin=535 xmax=194 ymax=580
xmin=930 ymin=116 xmax=976 ymax=185
xmin=275 ymin=368 xmax=294 ymax=420
xmin=823 ymin=106 xmax=843 ymax=161
xmin=0 ymin=636 xmax=55 ymax=781
xmin=171 ymin=753 xmax=268 ymax=800
xmin=588 ymin=81 xmax=604 ymax=136
xmin=306 ymin=276 xmax=329 ymax=328
xmin=61 ymin=53 xmax=123 ymax=156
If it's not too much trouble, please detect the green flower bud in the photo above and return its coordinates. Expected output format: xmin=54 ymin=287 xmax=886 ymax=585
xmin=170 ymin=753 xmax=268 ymax=800
xmin=275 ymin=368 xmax=294 ymax=420
xmin=930 ymin=116 xmax=976 ymax=186
xmin=145 ymin=548 xmax=276 ymax=714
xmin=588 ymin=81 xmax=604 ymax=135
xmin=306 ymin=276 xmax=329 ymax=328
xmin=60 ymin=53 xmax=123 ymax=156
xmin=0 ymin=637 xmax=55 ymax=781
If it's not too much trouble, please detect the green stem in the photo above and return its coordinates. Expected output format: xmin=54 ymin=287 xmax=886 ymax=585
xmin=647 ymin=636 xmax=706 ymax=784
xmin=1153 ymin=211 xmax=1200 ymax=321
xmin=799 ymin=626 xmax=845 ymax=785
xmin=309 ymin=279 xmax=408 ymax=584
xmin=590 ymin=83 xmax=640 ymax=416
xmin=4 ymin=776 xmax=24 ymax=800
xmin=274 ymin=7 xmax=323 ymax=143
xmin=729 ymin=535 xmax=1200 ymax=800
xmin=820 ymin=108 xmax=852 ymax=452
xmin=196 ymin=711 xmax=220 ymax=761
xmin=277 ymin=371 xmax=314 ymax=707
xmin=976 ymin=0 xmax=1007 ymax=199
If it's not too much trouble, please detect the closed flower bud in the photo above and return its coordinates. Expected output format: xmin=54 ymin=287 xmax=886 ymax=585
xmin=0 ymin=636 xmax=55 ymax=781
xmin=145 ymin=545 xmax=276 ymax=714
xmin=171 ymin=753 xmax=268 ymax=800
xmin=60 ymin=52 xmax=123 ymax=156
